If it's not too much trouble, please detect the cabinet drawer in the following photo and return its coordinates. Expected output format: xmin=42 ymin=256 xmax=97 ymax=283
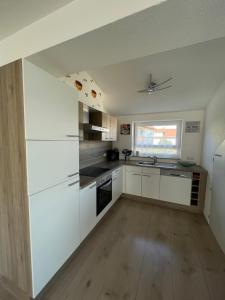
xmin=142 ymin=167 xmax=160 ymax=175
xmin=126 ymin=165 xmax=142 ymax=173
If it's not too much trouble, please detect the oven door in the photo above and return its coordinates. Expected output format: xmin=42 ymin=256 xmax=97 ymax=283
xmin=97 ymin=178 xmax=112 ymax=216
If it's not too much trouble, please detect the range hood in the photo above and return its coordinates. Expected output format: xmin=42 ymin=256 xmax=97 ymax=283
xmin=79 ymin=102 xmax=109 ymax=140
xmin=83 ymin=124 xmax=109 ymax=132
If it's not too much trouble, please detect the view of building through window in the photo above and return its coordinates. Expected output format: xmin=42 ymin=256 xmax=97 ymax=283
xmin=134 ymin=121 xmax=182 ymax=158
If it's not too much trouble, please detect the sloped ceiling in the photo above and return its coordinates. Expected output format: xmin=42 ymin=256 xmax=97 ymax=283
xmin=28 ymin=0 xmax=225 ymax=115
xmin=0 ymin=0 xmax=74 ymax=40
xmin=89 ymin=38 xmax=225 ymax=115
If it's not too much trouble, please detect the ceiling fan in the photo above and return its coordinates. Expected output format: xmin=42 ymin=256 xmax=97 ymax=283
xmin=138 ymin=73 xmax=173 ymax=94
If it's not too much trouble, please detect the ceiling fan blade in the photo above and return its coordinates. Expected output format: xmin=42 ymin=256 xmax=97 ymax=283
xmin=155 ymin=85 xmax=172 ymax=91
xmin=155 ymin=77 xmax=173 ymax=88
xmin=138 ymin=89 xmax=148 ymax=93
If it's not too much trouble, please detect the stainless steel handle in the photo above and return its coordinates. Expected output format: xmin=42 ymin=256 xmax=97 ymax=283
xmin=66 ymin=135 xmax=80 ymax=138
xmin=168 ymin=173 xmax=186 ymax=178
xmin=89 ymin=183 xmax=96 ymax=189
xmin=68 ymin=172 xmax=79 ymax=177
xmin=68 ymin=180 xmax=79 ymax=187
xmin=142 ymin=174 xmax=151 ymax=177
xmin=132 ymin=173 xmax=141 ymax=176
xmin=214 ymin=154 xmax=223 ymax=157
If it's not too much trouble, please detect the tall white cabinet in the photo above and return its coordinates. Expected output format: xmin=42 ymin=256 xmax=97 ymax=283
xmin=23 ymin=60 xmax=80 ymax=298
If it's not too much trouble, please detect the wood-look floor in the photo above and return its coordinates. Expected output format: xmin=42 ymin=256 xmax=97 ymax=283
xmin=2 ymin=197 xmax=225 ymax=300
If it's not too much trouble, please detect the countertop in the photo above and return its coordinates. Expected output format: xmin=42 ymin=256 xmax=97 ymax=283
xmin=80 ymin=160 xmax=207 ymax=189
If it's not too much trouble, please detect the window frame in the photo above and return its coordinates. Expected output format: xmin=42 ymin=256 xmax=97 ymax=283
xmin=132 ymin=120 xmax=183 ymax=159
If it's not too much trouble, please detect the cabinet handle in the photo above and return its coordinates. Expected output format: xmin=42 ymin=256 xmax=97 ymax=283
xmin=68 ymin=180 xmax=79 ymax=187
xmin=132 ymin=173 xmax=141 ymax=176
xmin=142 ymin=174 xmax=151 ymax=177
xmin=89 ymin=183 xmax=96 ymax=189
xmin=66 ymin=135 xmax=80 ymax=138
xmin=68 ymin=172 xmax=79 ymax=177
xmin=214 ymin=154 xmax=223 ymax=157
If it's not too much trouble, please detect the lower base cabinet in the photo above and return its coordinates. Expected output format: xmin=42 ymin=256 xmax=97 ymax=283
xmin=125 ymin=173 xmax=142 ymax=196
xmin=142 ymin=174 xmax=160 ymax=199
xmin=112 ymin=167 xmax=123 ymax=203
xmin=159 ymin=175 xmax=192 ymax=205
xmin=29 ymin=178 xmax=80 ymax=298
xmin=79 ymin=182 xmax=97 ymax=242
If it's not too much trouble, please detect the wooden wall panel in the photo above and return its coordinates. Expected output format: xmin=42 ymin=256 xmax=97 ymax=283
xmin=0 ymin=60 xmax=32 ymax=294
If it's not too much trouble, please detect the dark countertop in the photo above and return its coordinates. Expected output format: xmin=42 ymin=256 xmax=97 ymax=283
xmin=79 ymin=160 xmax=207 ymax=189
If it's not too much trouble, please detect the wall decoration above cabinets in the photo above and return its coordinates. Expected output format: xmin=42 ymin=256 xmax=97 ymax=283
xmin=120 ymin=124 xmax=131 ymax=135
xmin=60 ymin=71 xmax=104 ymax=112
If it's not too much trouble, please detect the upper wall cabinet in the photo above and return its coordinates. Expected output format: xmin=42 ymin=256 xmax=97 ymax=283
xmin=101 ymin=113 xmax=117 ymax=141
xmin=23 ymin=60 xmax=79 ymax=140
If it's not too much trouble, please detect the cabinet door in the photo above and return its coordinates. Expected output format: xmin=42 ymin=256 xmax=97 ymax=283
xmin=125 ymin=173 xmax=142 ymax=196
xmin=26 ymin=141 xmax=79 ymax=195
xmin=102 ymin=113 xmax=110 ymax=141
xmin=159 ymin=175 xmax=192 ymax=205
xmin=142 ymin=174 xmax=160 ymax=199
xmin=29 ymin=179 xmax=80 ymax=297
xmin=80 ymin=182 xmax=97 ymax=242
xmin=112 ymin=167 xmax=123 ymax=203
xmin=110 ymin=116 xmax=117 ymax=141
xmin=23 ymin=60 xmax=78 ymax=140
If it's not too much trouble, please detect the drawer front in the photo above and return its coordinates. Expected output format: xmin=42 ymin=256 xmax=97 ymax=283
xmin=142 ymin=167 xmax=160 ymax=175
xmin=125 ymin=165 xmax=142 ymax=173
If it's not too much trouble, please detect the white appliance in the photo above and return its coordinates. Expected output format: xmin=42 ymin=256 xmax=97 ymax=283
xmin=160 ymin=169 xmax=192 ymax=205
xmin=211 ymin=140 xmax=225 ymax=253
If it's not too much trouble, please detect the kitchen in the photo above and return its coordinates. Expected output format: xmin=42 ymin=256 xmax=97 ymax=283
xmin=1 ymin=1 xmax=225 ymax=300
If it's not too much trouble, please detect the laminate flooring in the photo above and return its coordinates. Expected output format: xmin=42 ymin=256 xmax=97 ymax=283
xmin=7 ymin=197 xmax=225 ymax=300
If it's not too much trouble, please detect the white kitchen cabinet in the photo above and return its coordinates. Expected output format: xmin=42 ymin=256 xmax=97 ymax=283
xmin=29 ymin=178 xmax=80 ymax=297
xmin=112 ymin=167 xmax=123 ymax=203
xmin=142 ymin=174 xmax=160 ymax=199
xmin=160 ymin=174 xmax=192 ymax=205
xmin=26 ymin=140 xmax=79 ymax=195
xmin=23 ymin=60 xmax=79 ymax=140
xmin=125 ymin=172 xmax=142 ymax=196
xmin=79 ymin=182 xmax=97 ymax=242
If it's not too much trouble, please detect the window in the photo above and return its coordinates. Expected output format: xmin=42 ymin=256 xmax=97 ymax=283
xmin=133 ymin=120 xmax=183 ymax=158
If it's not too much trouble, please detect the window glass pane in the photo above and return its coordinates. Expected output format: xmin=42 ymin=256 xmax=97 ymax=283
xmin=134 ymin=121 xmax=182 ymax=158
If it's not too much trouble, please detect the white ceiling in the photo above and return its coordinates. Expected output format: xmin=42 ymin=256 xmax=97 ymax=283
xmin=29 ymin=0 xmax=225 ymax=76
xmin=89 ymin=38 xmax=225 ymax=115
xmin=27 ymin=0 xmax=225 ymax=115
xmin=0 ymin=0 xmax=74 ymax=40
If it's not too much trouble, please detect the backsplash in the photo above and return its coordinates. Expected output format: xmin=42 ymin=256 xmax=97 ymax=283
xmin=79 ymin=141 xmax=112 ymax=169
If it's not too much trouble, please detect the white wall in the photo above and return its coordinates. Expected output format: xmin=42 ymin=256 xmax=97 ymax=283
xmin=114 ymin=110 xmax=205 ymax=164
xmin=202 ymin=79 xmax=225 ymax=223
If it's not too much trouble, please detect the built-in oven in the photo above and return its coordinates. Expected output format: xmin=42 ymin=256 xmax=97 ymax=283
xmin=96 ymin=173 xmax=112 ymax=216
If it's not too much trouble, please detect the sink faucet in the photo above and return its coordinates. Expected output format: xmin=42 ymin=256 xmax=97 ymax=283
xmin=153 ymin=156 xmax=158 ymax=165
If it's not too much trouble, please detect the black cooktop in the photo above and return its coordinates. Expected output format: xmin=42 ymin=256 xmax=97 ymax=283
xmin=80 ymin=166 xmax=110 ymax=177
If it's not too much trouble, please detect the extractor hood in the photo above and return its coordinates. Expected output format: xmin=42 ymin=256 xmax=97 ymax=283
xmin=79 ymin=102 xmax=109 ymax=140
xmin=83 ymin=124 xmax=109 ymax=132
